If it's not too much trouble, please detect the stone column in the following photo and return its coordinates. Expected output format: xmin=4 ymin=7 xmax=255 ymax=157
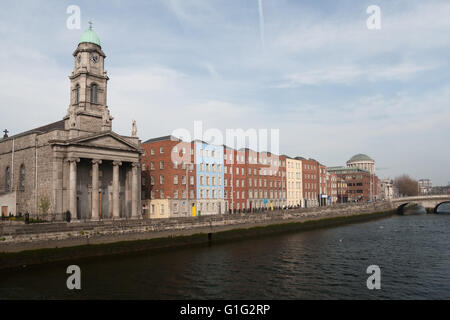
xmin=131 ymin=162 xmax=139 ymax=219
xmin=68 ymin=157 xmax=80 ymax=221
xmin=112 ymin=161 xmax=122 ymax=219
xmin=91 ymin=159 xmax=102 ymax=220
xmin=53 ymin=154 xmax=64 ymax=218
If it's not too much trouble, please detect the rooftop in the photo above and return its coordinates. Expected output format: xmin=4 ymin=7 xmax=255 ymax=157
xmin=347 ymin=154 xmax=374 ymax=163
xmin=79 ymin=23 xmax=101 ymax=47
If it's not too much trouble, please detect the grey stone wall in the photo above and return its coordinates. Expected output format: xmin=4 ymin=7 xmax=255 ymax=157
xmin=0 ymin=201 xmax=394 ymax=254
xmin=0 ymin=130 xmax=60 ymax=216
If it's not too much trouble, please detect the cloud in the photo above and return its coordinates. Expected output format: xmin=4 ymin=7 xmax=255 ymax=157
xmin=1 ymin=0 xmax=450 ymax=184
xmin=275 ymin=61 xmax=439 ymax=87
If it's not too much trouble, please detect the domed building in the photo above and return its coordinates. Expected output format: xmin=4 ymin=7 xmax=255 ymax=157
xmin=0 ymin=24 xmax=143 ymax=220
xmin=346 ymin=154 xmax=375 ymax=174
xmin=327 ymin=153 xmax=378 ymax=203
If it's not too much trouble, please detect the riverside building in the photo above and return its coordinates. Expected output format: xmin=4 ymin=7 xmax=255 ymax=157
xmin=141 ymin=136 xmax=196 ymax=218
xmin=0 ymin=25 xmax=142 ymax=220
xmin=286 ymin=157 xmax=303 ymax=207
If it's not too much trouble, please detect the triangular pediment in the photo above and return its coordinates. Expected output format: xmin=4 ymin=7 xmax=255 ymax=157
xmin=62 ymin=131 xmax=141 ymax=152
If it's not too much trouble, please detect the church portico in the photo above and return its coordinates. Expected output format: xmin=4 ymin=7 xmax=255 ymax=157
xmin=61 ymin=154 xmax=141 ymax=221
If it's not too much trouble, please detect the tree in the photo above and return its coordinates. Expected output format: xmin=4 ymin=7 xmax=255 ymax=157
xmin=39 ymin=196 xmax=51 ymax=218
xmin=394 ymin=175 xmax=419 ymax=196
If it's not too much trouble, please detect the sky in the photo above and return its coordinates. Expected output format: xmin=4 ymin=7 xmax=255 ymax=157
xmin=0 ymin=0 xmax=449 ymax=185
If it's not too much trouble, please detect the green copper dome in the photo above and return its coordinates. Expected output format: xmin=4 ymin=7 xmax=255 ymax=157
xmin=347 ymin=154 xmax=374 ymax=163
xmin=79 ymin=24 xmax=101 ymax=47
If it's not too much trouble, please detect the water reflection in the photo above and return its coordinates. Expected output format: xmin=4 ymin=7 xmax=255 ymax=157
xmin=1 ymin=214 xmax=450 ymax=299
xmin=402 ymin=204 xmax=427 ymax=215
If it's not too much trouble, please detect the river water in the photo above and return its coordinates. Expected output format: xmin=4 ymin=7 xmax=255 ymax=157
xmin=1 ymin=206 xmax=450 ymax=300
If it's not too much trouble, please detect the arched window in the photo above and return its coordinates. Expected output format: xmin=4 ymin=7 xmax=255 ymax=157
xmin=19 ymin=164 xmax=25 ymax=191
xmin=75 ymin=84 xmax=80 ymax=104
xmin=5 ymin=166 xmax=10 ymax=192
xmin=90 ymin=83 xmax=98 ymax=104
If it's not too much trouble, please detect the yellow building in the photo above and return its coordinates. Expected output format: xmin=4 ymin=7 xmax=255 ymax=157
xmin=286 ymin=158 xmax=303 ymax=207
xmin=144 ymin=199 xmax=170 ymax=219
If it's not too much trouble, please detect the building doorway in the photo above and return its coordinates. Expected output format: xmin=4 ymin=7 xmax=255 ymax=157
xmin=1 ymin=206 xmax=8 ymax=217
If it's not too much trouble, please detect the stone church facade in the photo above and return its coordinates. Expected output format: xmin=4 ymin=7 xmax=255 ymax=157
xmin=0 ymin=26 xmax=142 ymax=221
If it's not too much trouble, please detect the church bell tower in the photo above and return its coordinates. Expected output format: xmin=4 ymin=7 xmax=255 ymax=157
xmin=65 ymin=23 xmax=113 ymax=138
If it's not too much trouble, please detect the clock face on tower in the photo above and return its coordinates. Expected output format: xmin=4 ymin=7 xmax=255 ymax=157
xmin=90 ymin=54 xmax=99 ymax=64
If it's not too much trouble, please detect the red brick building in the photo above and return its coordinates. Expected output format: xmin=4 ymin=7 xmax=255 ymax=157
xmin=224 ymin=147 xmax=247 ymax=213
xmin=298 ymin=158 xmax=320 ymax=207
xmin=224 ymin=148 xmax=287 ymax=213
xmin=141 ymin=136 xmax=195 ymax=217
xmin=327 ymin=167 xmax=378 ymax=202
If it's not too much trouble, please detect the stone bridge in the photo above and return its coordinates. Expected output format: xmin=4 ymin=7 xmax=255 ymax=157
xmin=391 ymin=195 xmax=450 ymax=213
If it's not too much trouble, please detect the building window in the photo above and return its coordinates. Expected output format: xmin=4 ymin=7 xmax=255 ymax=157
xmin=90 ymin=83 xmax=98 ymax=104
xmin=190 ymin=176 xmax=194 ymax=185
xmin=75 ymin=84 xmax=80 ymax=104
xmin=174 ymin=203 xmax=178 ymax=213
xmin=174 ymin=190 xmax=178 ymax=198
xmin=174 ymin=175 xmax=178 ymax=184
xmin=5 ymin=166 xmax=10 ymax=192
xmin=160 ymin=161 xmax=164 ymax=169
xmin=150 ymin=148 xmax=155 ymax=155
xmin=160 ymin=147 xmax=164 ymax=154
xmin=160 ymin=175 xmax=164 ymax=185
xmin=150 ymin=176 xmax=154 ymax=185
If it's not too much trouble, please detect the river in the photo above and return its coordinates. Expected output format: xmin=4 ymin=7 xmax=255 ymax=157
xmin=1 ymin=206 xmax=450 ymax=299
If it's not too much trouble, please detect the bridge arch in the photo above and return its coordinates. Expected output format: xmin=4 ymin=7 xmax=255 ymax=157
xmin=434 ymin=201 xmax=450 ymax=213
xmin=396 ymin=203 xmax=409 ymax=215
xmin=396 ymin=202 xmax=427 ymax=215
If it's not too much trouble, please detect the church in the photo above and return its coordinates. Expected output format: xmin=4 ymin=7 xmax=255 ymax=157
xmin=0 ymin=25 xmax=142 ymax=221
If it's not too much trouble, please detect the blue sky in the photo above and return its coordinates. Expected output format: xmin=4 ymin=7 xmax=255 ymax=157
xmin=0 ymin=0 xmax=449 ymax=185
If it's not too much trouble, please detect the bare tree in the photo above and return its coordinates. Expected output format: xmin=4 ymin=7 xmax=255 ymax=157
xmin=394 ymin=175 xmax=419 ymax=196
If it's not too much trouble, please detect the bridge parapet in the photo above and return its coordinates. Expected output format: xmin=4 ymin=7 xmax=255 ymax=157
xmin=391 ymin=195 xmax=450 ymax=212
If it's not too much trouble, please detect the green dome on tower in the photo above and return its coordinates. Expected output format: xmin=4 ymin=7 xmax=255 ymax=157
xmin=79 ymin=22 xmax=101 ymax=47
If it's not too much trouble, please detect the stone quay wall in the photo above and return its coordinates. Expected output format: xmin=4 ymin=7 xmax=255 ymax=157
xmin=0 ymin=201 xmax=395 ymax=269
